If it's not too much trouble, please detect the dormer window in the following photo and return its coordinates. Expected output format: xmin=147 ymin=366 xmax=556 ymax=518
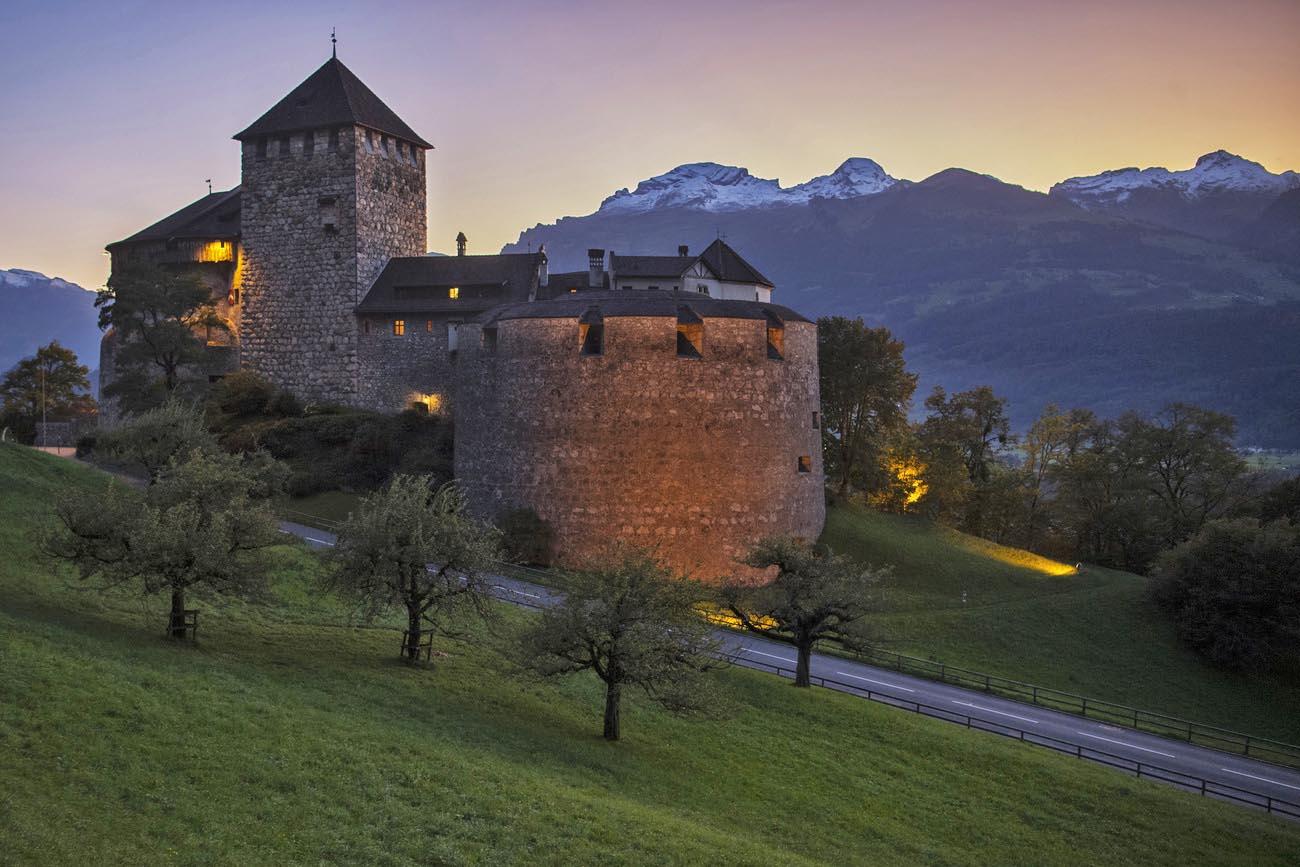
xmin=766 ymin=312 xmax=785 ymax=360
xmin=449 ymin=286 xmax=460 ymax=300
xmin=579 ymin=307 xmax=603 ymax=356
xmin=697 ymin=284 xmax=709 ymax=295
xmin=676 ymin=306 xmax=702 ymax=359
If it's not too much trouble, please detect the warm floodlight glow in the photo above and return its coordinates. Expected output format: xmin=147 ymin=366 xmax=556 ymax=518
xmin=449 ymin=286 xmax=460 ymax=300
xmin=953 ymin=535 xmax=1078 ymax=577
xmin=889 ymin=457 xmax=928 ymax=510
xmin=410 ymin=392 xmax=443 ymax=413
xmin=197 ymin=240 xmax=233 ymax=263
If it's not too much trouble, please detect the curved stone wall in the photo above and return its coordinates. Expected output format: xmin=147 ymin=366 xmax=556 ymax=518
xmin=454 ymin=297 xmax=825 ymax=580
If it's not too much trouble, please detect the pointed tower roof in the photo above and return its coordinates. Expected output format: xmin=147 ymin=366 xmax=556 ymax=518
xmin=698 ymin=239 xmax=774 ymax=287
xmin=234 ymin=57 xmax=432 ymax=149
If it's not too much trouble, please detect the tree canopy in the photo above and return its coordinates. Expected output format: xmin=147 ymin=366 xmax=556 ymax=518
xmin=0 ymin=341 xmax=96 ymax=443
xmin=519 ymin=549 xmax=721 ymax=741
xmin=721 ymin=536 xmax=886 ymax=687
xmin=329 ymin=476 xmax=502 ymax=664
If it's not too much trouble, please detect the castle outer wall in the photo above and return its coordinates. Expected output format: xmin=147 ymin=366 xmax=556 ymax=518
xmin=454 ymin=299 xmax=825 ymax=580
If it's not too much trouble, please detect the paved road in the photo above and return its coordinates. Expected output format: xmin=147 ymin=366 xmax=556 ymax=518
xmin=281 ymin=520 xmax=1300 ymax=815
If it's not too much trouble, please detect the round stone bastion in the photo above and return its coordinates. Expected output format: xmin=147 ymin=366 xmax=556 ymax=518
xmin=453 ymin=290 xmax=825 ymax=581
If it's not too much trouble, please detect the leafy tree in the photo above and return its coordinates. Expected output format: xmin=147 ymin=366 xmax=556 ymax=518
xmin=93 ymin=400 xmax=219 ymax=484
xmin=817 ymin=317 xmax=917 ymax=498
xmin=0 ymin=342 xmax=96 ymax=443
xmin=1119 ymin=404 xmax=1250 ymax=550
xmin=1252 ymin=477 xmax=1300 ymax=524
xmin=1151 ymin=519 xmax=1300 ymax=669
xmin=721 ymin=537 xmax=885 ymax=687
xmin=97 ymin=264 xmax=227 ymax=407
xmin=329 ymin=477 xmax=502 ymax=664
xmin=916 ymin=386 xmax=1013 ymax=533
xmin=519 ymin=549 xmax=721 ymax=741
xmin=42 ymin=447 xmax=284 ymax=637
xmin=1019 ymin=405 xmax=1097 ymax=549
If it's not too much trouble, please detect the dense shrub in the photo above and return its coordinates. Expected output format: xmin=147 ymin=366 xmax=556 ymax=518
xmin=497 ymin=508 xmax=556 ymax=567
xmin=267 ymin=389 xmax=304 ymax=418
xmin=211 ymin=371 xmax=278 ymax=418
xmin=1150 ymin=519 xmax=1300 ymax=670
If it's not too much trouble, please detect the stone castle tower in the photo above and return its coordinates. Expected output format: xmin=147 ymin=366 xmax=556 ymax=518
xmin=234 ymin=57 xmax=431 ymax=403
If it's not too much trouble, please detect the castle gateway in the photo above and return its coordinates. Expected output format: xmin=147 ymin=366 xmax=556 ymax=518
xmin=103 ymin=54 xmax=825 ymax=579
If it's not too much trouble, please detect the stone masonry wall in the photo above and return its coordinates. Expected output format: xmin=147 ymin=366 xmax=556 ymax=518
xmin=356 ymin=314 xmax=456 ymax=412
xmin=239 ymin=126 xmax=425 ymax=405
xmin=454 ymin=313 xmax=825 ymax=580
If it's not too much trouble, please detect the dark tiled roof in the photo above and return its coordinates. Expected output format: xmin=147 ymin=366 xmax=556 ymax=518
xmin=357 ymin=253 xmax=543 ymax=313
xmin=479 ymin=290 xmax=810 ymax=325
xmin=610 ymin=255 xmax=693 ymax=279
xmin=699 ymin=239 xmax=774 ymax=287
xmin=107 ymin=187 xmax=242 ymax=249
xmin=234 ymin=58 xmax=432 ymax=149
xmin=538 ymin=270 xmax=608 ymax=298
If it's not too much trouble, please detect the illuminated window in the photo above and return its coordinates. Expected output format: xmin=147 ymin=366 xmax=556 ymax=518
xmin=393 ymin=319 xmax=405 ymax=336
xmin=798 ymin=456 xmax=812 ymax=474
xmin=449 ymin=286 xmax=460 ymax=300
xmin=425 ymin=320 xmax=432 ymax=332
xmin=766 ymin=312 xmax=785 ymax=360
xmin=579 ymin=307 xmax=603 ymax=356
xmin=676 ymin=306 xmax=702 ymax=358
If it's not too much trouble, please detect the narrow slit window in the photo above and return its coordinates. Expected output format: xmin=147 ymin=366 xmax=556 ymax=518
xmin=766 ymin=312 xmax=785 ymax=360
xmin=578 ymin=307 xmax=604 ymax=356
xmin=363 ymin=319 xmax=370 ymax=334
xmin=798 ymin=455 xmax=812 ymax=474
xmin=426 ymin=320 xmax=433 ymax=333
xmin=812 ymin=411 xmax=820 ymax=429
xmin=676 ymin=306 xmax=702 ymax=358
xmin=393 ymin=319 xmax=405 ymax=336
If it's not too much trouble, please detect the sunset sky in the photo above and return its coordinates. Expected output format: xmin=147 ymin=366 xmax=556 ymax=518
xmin=1 ymin=0 xmax=1297 ymax=291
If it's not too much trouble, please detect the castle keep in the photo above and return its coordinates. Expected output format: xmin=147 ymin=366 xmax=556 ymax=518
xmin=103 ymin=55 xmax=825 ymax=579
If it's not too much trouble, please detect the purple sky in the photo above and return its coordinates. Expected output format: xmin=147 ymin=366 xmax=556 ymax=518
xmin=2 ymin=0 xmax=1298 ymax=291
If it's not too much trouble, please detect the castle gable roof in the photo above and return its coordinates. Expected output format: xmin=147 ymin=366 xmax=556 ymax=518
xmin=357 ymin=253 xmax=543 ymax=314
xmin=107 ymin=187 xmax=242 ymax=250
xmin=234 ymin=57 xmax=432 ymax=149
xmin=479 ymin=290 xmax=809 ymax=325
xmin=609 ymin=255 xmax=693 ymax=280
xmin=698 ymin=239 xmax=774 ymax=287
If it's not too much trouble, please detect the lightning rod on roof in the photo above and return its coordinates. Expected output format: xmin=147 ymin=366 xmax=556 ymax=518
xmin=331 ymin=27 xmax=337 ymax=58
xmin=206 ymin=179 xmax=212 ymax=195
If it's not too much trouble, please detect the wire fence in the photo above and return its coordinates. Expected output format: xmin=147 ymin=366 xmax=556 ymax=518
xmin=853 ymin=647 xmax=1300 ymax=770
xmin=275 ymin=509 xmax=1300 ymax=775
xmin=729 ymin=655 xmax=1300 ymax=820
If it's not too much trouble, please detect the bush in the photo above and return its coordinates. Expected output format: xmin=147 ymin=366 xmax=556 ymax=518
xmin=1150 ymin=519 xmax=1300 ymax=670
xmin=497 ymin=508 xmax=556 ymax=567
xmin=74 ymin=432 xmax=98 ymax=458
xmin=268 ymin=389 xmax=304 ymax=418
xmin=211 ymin=371 xmax=277 ymax=418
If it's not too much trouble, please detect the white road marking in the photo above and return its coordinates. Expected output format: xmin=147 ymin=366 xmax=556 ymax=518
xmin=1220 ymin=768 xmax=1300 ymax=791
xmin=305 ymin=537 xmax=335 ymax=546
xmin=835 ymin=671 xmax=916 ymax=693
xmin=952 ymin=700 xmax=1038 ymax=724
xmin=1075 ymin=731 xmax=1175 ymax=758
xmin=741 ymin=648 xmax=795 ymax=664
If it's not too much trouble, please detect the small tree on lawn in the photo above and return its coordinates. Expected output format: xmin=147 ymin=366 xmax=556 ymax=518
xmin=721 ymin=536 xmax=886 ymax=687
xmin=519 ymin=549 xmax=722 ymax=741
xmin=42 ymin=447 xmax=285 ymax=638
xmin=93 ymin=399 xmax=219 ymax=484
xmin=329 ymin=476 xmax=502 ymax=664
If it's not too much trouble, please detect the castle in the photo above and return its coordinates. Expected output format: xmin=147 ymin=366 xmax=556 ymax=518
xmin=102 ymin=55 xmax=825 ymax=579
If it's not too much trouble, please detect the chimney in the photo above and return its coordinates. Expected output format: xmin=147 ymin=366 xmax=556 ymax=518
xmin=678 ymin=244 xmax=689 ymax=257
xmin=456 ymin=231 xmax=468 ymax=256
xmin=538 ymin=245 xmax=549 ymax=288
xmin=587 ymin=248 xmax=605 ymax=289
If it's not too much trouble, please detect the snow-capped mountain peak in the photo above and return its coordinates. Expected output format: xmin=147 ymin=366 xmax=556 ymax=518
xmin=595 ymin=158 xmax=900 ymax=214
xmin=0 ymin=268 xmax=89 ymax=293
xmin=1052 ymin=150 xmax=1300 ymax=206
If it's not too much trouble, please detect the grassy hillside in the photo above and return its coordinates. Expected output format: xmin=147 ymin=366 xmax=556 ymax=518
xmin=822 ymin=503 xmax=1300 ymax=742
xmin=3 ymin=445 xmax=1299 ymax=864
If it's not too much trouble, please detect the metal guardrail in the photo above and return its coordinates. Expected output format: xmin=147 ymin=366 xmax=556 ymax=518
xmin=730 ymin=655 xmax=1300 ymax=820
xmin=275 ymin=509 xmax=1300 ymax=775
xmin=854 ymin=647 xmax=1300 ymax=770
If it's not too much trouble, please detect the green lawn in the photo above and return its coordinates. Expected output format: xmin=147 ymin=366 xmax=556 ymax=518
xmin=2 ymin=444 xmax=1300 ymax=863
xmin=3 ymin=445 xmax=1300 ymax=864
xmin=821 ymin=503 xmax=1300 ymax=743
